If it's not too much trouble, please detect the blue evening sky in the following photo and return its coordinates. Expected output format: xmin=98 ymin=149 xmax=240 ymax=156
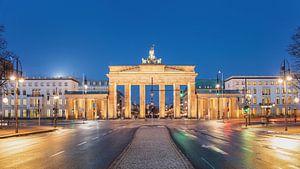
xmin=1 ymin=0 xmax=300 ymax=80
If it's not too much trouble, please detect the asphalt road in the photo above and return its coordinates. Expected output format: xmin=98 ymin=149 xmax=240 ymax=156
xmin=168 ymin=120 xmax=300 ymax=169
xmin=0 ymin=121 xmax=138 ymax=169
xmin=1 ymin=120 xmax=300 ymax=169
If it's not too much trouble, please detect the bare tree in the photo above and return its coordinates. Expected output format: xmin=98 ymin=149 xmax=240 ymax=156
xmin=289 ymin=27 xmax=300 ymax=69
xmin=0 ymin=24 xmax=18 ymax=91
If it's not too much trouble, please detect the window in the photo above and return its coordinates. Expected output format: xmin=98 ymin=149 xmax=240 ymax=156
xmin=236 ymin=81 xmax=239 ymax=85
xmin=59 ymin=99 xmax=63 ymax=105
xmin=265 ymin=81 xmax=268 ymax=85
xmin=247 ymin=89 xmax=251 ymax=94
xmin=23 ymin=99 xmax=27 ymax=105
xmin=262 ymin=88 xmax=271 ymax=95
xmin=247 ymin=81 xmax=251 ymax=86
xmin=5 ymin=110 xmax=9 ymax=117
xmin=23 ymin=90 xmax=26 ymax=95
xmin=259 ymin=81 xmax=262 ymax=85
xmin=46 ymin=82 xmax=50 ymax=86
xmin=253 ymin=88 xmax=257 ymax=94
xmin=40 ymin=82 xmax=44 ymax=86
xmin=32 ymin=89 xmax=41 ymax=96
xmin=276 ymin=88 xmax=280 ymax=94
xmin=271 ymin=81 xmax=274 ymax=85
xmin=288 ymin=88 xmax=292 ymax=94
xmin=276 ymin=97 xmax=280 ymax=104
xmin=288 ymin=96 xmax=292 ymax=104
xmin=23 ymin=109 xmax=27 ymax=118
xmin=52 ymin=82 xmax=56 ymax=86
xmin=253 ymin=81 xmax=257 ymax=86
xmin=253 ymin=97 xmax=257 ymax=104
xmin=282 ymin=97 xmax=285 ymax=104
xmin=58 ymin=82 xmax=62 ymax=86
xmin=242 ymin=81 xmax=245 ymax=85
xmin=11 ymin=99 xmax=14 ymax=105
xmin=64 ymin=82 xmax=68 ymax=86
xmin=28 ymin=82 xmax=32 ymax=86
xmin=34 ymin=82 xmax=38 ymax=86
xmin=47 ymin=109 xmax=51 ymax=117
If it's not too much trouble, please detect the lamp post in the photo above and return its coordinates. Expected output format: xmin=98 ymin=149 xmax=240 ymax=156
xmin=294 ymin=97 xmax=299 ymax=123
xmin=10 ymin=75 xmax=24 ymax=133
xmin=1 ymin=97 xmax=8 ymax=128
xmin=53 ymin=95 xmax=59 ymax=128
xmin=84 ymin=84 xmax=88 ymax=120
xmin=216 ymin=83 xmax=221 ymax=120
xmin=278 ymin=59 xmax=292 ymax=131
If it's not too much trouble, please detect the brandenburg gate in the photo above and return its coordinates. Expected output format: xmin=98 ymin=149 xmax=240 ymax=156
xmin=106 ymin=47 xmax=198 ymax=119
xmin=65 ymin=47 xmax=241 ymax=120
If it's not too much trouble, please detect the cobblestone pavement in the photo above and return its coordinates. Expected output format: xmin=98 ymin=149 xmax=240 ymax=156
xmin=110 ymin=125 xmax=194 ymax=169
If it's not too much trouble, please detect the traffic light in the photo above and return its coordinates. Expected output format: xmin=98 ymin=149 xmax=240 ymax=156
xmin=243 ymin=105 xmax=249 ymax=113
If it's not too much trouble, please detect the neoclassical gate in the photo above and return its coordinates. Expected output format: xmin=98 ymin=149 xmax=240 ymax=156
xmin=106 ymin=47 xmax=198 ymax=119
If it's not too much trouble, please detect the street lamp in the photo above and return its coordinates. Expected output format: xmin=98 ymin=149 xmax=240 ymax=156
xmin=216 ymin=83 xmax=221 ymax=120
xmin=278 ymin=59 xmax=292 ymax=131
xmin=294 ymin=97 xmax=299 ymax=123
xmin=1 ymin=97 xmax=8 ymax=127
xmin=53 ymin=95 xmax=59 ymax=128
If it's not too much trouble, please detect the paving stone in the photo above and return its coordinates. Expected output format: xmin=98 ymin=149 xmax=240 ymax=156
xmin=111 ymin=126 xmax=194 ymax=169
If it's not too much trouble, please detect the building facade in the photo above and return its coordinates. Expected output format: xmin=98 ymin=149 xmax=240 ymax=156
xmin=225 ymin=76 xmax=300 ymax=117
xmin=1 ymin=77 xmax=78 ymax=119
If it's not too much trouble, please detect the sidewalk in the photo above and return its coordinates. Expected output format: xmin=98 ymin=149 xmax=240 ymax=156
xmin=0 ymin=126 xmax=57 ymax=139
xmin=110 ymin=125 xmax=194 ymax=169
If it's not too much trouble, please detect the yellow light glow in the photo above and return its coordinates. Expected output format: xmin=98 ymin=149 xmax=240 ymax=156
xmin=294 ymin=97 xmax=299 ymax=103
xmin=278 ymin=78 xmax=283 ymax=84
xmin=19 ymin=78 xmax=24 ymax=83
xmin=286 ymin=75 xmax=292 ymax=81
xmin=2 ymin=97 xmax=8 ymax=104
xmin=10 ymin=75 xmax=16 ymax=81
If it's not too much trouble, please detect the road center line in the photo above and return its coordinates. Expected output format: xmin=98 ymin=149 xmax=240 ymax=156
xmin=77 ymin=141 xmax=87 ymax=146
xmin=92 ymin=137 xmax=99 ymax=140
xmin=201 ymin=157 xmax=215 ymax=169
xmin=50 ymin=150 xmax=65 ymax=157
xmin=242 ymin=147 xmax=253 ymax=153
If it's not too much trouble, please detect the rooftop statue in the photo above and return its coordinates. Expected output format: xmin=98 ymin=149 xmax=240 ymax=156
xmin=142 ymin=45 xmax=162 ymax=64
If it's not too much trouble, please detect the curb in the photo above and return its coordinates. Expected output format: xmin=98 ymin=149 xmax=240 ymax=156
xmin=0 ymin=128 xmax=58 ymax=139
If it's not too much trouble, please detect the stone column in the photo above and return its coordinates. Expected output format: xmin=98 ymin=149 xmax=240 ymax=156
xmin=159 ymin=84 xmax=165 ymax=119
xmin=108 ymin=82 xmax=117 ymax=119
xmin=173 ymin=83 xmax=181 ymax=118
xmin=139 ymin=84 xmax=145 ymax=118
xmin=188 ymin=82 xmax=196 ymax=118
xmin=66 ymin=97 xmax=73 ymax=120
xmin=124 ymin=83 xmax=131 ymax=119
xmin=74 ymin=99 xmax=79 ymax=119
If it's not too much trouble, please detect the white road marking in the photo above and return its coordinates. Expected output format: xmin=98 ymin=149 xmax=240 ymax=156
xmin=91 ymin=137 xmax=99 ymax=140
xmin=50 ymin=150 xmax=65 ymax=157
xmin=201 ymin=157 xmax=215 ymax=169
xmin=288 ymin=164 xmax=300 ymax=169
xmin=242 ymin=147 xmax=253 ymax=153
xmin=77 ymin=141 xmax=87 ymax=146
xmin=201 ymin=144 xmax=228 ymax=155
